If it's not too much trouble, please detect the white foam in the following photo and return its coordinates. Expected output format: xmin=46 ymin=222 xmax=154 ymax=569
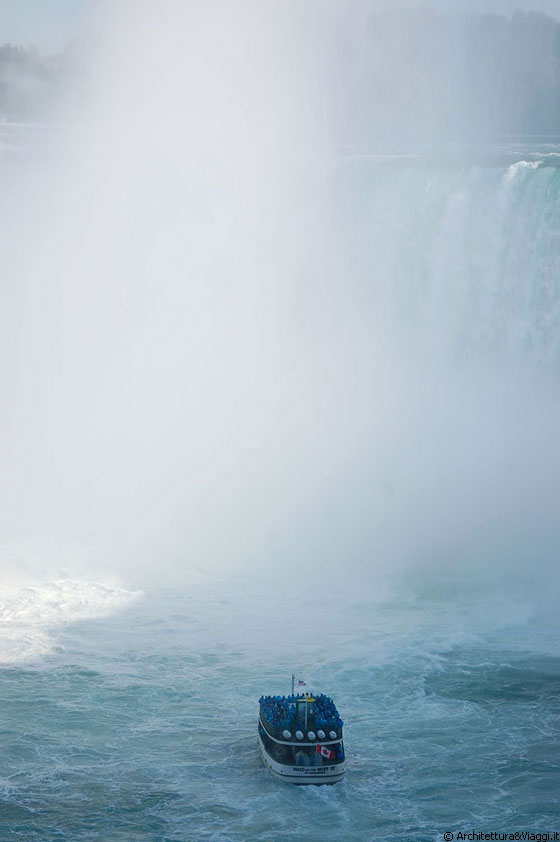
xmin=504 ymin=159 xmax=541 ymax=183
xmin=0 ymin=579 xmax=142 ymax=664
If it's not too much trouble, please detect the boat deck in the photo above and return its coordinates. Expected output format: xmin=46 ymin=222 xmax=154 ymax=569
xmin=259 ymin=692 xmax=343 ymax=733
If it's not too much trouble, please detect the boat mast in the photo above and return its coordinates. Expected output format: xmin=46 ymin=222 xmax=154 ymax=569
xmin=291 ymin=673 xmax=295 ymax=697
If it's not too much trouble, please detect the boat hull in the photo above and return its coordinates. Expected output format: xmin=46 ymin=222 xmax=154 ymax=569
xmin=257 ymin=733 xmax=345 ymax=785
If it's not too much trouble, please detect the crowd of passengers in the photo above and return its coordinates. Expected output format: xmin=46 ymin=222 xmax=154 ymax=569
xmin=259 ymin=693 xmax=344 ymax=730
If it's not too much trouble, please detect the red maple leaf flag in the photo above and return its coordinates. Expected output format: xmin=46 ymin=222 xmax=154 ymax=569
xmin=317 ymin=744 xmax=335 ymax=760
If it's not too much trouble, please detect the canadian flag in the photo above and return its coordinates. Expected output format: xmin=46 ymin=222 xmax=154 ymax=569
xmin=317 ymin=744 xmax=335 ymax=760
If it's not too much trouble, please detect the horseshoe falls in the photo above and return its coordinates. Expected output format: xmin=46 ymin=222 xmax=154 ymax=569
xmin=2 ymin=7 xmax=560 ymax=842
xmin=337 ymin=157 xmax=560 ymax=368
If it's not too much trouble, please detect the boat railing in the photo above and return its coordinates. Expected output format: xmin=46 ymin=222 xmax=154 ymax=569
xmin=259 ymin=711 xmax=343 ymax=743
xmin=259 ymin=722 xmax=345 ymax=766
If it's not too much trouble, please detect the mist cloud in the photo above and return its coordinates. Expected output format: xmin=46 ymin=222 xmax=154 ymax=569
xmin=2 ymin=1 xmax=559 ymax=598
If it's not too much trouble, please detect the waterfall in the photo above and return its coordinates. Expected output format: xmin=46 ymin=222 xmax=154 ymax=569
xmin=1 ymin=6 xmax=559 ymax=590
xmin=335 ymin=158 xmax=560 ymax=369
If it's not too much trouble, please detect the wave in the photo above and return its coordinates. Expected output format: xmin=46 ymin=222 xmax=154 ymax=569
xmin=0 ymin=579 xmax=142 ymax=664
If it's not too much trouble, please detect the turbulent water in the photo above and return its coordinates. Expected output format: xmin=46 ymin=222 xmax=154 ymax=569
xmin=1 ymin=576 xmax=558 ymax=841
xmin=2 ymin=133 xmax=560 ymax=840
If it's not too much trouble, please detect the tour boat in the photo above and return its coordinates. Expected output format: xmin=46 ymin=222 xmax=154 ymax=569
xmin=258 ymin=677 xmax=346 ymax=785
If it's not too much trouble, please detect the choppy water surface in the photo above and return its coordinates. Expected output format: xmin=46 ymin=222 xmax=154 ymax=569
xmin=1 ymin=577 xmax=558 ymax=842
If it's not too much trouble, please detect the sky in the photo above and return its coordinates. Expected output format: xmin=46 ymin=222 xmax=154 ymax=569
xmin=1 ymin=0 xmax=560 ymax=52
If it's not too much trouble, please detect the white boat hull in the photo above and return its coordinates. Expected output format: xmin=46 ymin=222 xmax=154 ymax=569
xmin=257 ymin=733 xmax=345 ymax=785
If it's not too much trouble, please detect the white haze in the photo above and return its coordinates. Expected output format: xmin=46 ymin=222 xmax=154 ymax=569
xmin=1 ymin=0 xmax=560 ymax=600
xmin=372 ymin=0 xmax=560 ymax=17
